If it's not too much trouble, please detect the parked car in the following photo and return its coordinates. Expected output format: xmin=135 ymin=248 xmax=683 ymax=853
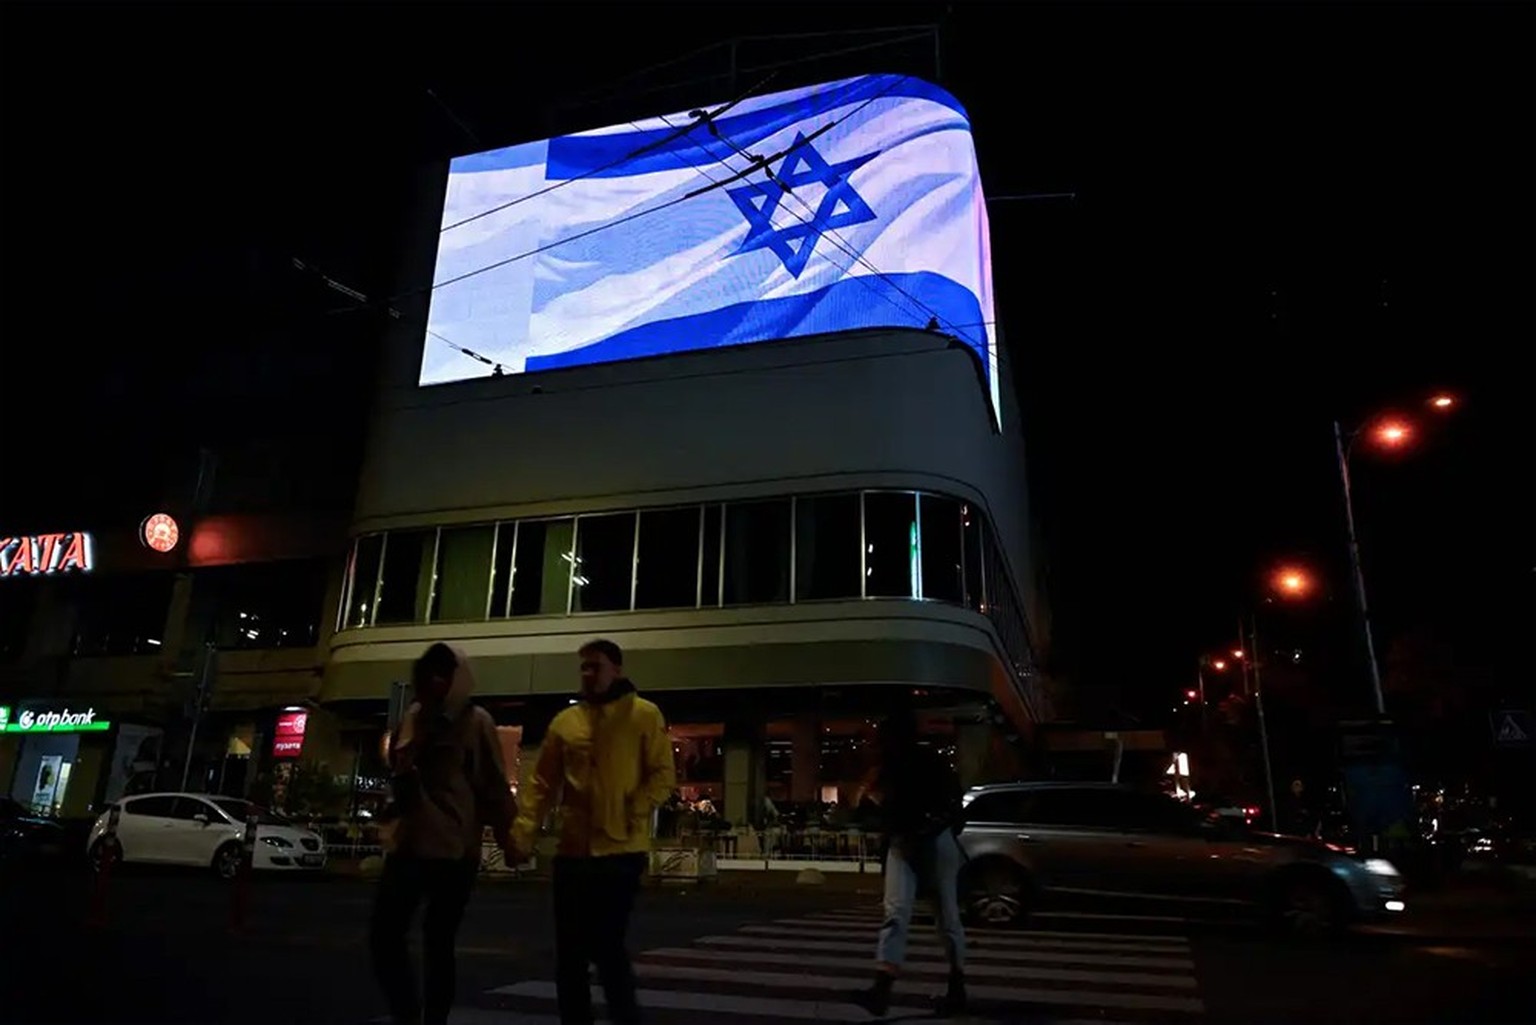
xmin=0 ymin=796 xmax=68 ymax=864
xmin=87 ymin=792 xmax=326 ymax=879
xmin=958 ymin=782 xmax=1405 ymax=935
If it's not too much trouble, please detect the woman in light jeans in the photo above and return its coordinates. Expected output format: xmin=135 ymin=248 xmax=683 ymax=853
xmin=853 ymin=709 xmax=967 ymax=1017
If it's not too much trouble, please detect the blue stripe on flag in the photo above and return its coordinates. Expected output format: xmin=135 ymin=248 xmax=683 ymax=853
xmin=544 ymin=75 xmax=969 ymax=181
xmin=451 ymin=138 xmax=548 ymax=174
xmin=523 ymin=271 xmax=986 ymax=377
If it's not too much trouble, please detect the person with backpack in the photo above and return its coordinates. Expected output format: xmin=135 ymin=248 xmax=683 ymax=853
xmin=370 ymin=642 xmax=517 ymax=1025
xmin=851 ymin=706 xmax=968 ymax=1017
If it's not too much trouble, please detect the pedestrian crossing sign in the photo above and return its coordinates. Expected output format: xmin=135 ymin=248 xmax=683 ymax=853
xmin=1492 ymin=711 xmax=1532 ymax=747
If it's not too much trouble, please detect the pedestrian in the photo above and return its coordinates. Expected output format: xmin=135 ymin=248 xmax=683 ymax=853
xmin=508 ymin=638 xmax=676 ymax=1025
xmin=370 ymin=642 xmax=518 ymax=1025
xmin=852 ymin=706 xmax=968 ymax=1017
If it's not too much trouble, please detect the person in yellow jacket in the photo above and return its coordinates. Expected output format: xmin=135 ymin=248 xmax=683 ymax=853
xmin=509 ymin=638 xmax=675 ymax=1025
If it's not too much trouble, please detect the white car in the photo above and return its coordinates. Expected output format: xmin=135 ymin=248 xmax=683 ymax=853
xmin=87 ymin=792 xmax=327 ymax=879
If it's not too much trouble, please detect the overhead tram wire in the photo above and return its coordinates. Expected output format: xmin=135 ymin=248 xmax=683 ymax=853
xmin=655 ymin=99 xmax=980 ymax=346
xmin=438 ymin=73 xmax=781 ymax=234
xmin=393 ymin=73 xmax=915 ymax=305
xmin=302 ymin=250 xmax=1014 ymax=390
xmin=648 ymin=108 xmax=939 ymax=334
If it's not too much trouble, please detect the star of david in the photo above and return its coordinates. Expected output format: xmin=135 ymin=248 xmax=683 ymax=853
xmin=727 ymin=133 xmax=880 ymax=278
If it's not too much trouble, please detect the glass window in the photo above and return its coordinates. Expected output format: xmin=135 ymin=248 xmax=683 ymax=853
xmin=72 ymin=573 xmax=176 ymax=656
xmin=572 ymin=513 xmax=636 ymax=613
xmin=170 ymin=797 xmax=216 ymax=821
xmin=431 ymin=525 xmax=495 ymax=623
xmin=488 ymin=522 xmax=516 ymax=619
xmin=344 ymin=535 xmax=383 ymax=628
xmin=863 ymin=492 xmax=918 ymax=599
xmin=723 ymin=500 xmax=790 ymax=605
xmin=700 ymin=505 xmax=722 ymax=607
xmin=1026 ymin=788 xmax=1148 ymax=830
xmin=919 ymin=495 xmax=965 ymax=604
xmin=961 ymin=504 xmax=986 ymax=611
xmin=125 ymin=795 xmax=178 ymax=818
xmin=207 ymin=559 xmax=326 ymax=649
xmin=510 ymin=519 xmax=575 ymax=616
xmin=963 ymin=789 xmax=1034 ymax=824
xmin=635 ymin=507 xmax=701 ymax=610
xmin=794 ymin=494 xmax=861 ymax=601
xmin=376 ymin=530 xmax=434 ymax=625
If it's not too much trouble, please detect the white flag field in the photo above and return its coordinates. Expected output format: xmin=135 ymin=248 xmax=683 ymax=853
xmin=421 ymin=73 xmax=999 ymax=419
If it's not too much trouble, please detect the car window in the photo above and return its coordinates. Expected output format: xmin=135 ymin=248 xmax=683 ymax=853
xmin=1116 ymin=792 xmax=1204 ymax=833
xmin=125 ymin=796 xmax=178 ymax=818
xmin=964 ymin=790 xmax=1034 ymax=824
xmin=170 ymin=798 xmax=216 ymax=821
xmin=212 ymin=799 xmax=289 ymax=826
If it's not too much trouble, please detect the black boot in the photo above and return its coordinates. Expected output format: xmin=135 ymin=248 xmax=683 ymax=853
xmin=934 ymin=966 xmax=967 ymax=1015
xmin=852 ymin=970 xmax=895 ymax=1017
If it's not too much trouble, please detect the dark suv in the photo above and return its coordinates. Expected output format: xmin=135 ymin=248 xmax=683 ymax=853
xmin=959 ymin=782 xmax=1405 ymax=934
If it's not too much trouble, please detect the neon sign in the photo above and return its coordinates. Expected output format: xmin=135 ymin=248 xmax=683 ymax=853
xmin=0 ymin=705 xmax=112 ymax=733
xmin=140 ymin=514 xmax=180 ymax=554
xmin=273 ymin=710 xmax=308 ymax=758
xmin=0 ymin=532 xmax=94 ymax=578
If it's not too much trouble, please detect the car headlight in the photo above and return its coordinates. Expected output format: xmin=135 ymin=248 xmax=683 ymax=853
xmin=261 ymin=836 xmax=294 ymax=849
xmin=1364 ymin=857 xmax=1399 ymax=877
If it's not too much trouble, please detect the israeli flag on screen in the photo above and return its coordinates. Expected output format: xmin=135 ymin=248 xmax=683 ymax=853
xmin=422 ymin=74 xmax=999 ymax=423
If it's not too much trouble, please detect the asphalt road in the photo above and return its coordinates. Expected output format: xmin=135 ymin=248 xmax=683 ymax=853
xmin=1 ymin=864 xmax=1531 ymax=1025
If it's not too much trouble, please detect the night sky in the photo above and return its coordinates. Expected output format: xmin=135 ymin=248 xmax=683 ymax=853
xmin=4 ymin=3 xmax=1531 ymax=724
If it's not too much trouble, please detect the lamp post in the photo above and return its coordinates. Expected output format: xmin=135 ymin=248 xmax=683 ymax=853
xmin=1243 ymin=618 xmax=1281 ymax=834
xmin=1332 ymin=420 xmax=1387 ymax=717
xmin=1332 ymin=394 xmax=1457 ymax=717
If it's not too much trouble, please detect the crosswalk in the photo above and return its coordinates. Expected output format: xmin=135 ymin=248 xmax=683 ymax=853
xmin=472 ymin=904 xmax=1205 ymax=1024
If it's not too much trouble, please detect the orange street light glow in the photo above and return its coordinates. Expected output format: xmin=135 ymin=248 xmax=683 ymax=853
xmin=1273 ymin=566 xmax=1313 ymax=598
xmin=1212 ymin=659 xmax=1228 ymax=671
xmin=1374 ymin=420 xmax=1413 ymax=447
xmin=1232 ymin=649 xmax=1246 ymax=660
xmin=1430 ymin=394 xmax=1455 ymax=410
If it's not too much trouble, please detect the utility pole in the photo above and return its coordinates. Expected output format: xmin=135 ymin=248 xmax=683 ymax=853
xmin=180 ymin=642 xmax=217 ymax=792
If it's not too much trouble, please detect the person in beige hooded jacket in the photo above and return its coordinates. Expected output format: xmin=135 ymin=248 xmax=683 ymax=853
xmin=370 ymin=643 xmax=516 ymax=1025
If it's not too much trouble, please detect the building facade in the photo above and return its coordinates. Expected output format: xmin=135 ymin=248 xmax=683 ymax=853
xmin=0 ymin=497 xmax=345 ymax=817
xmin=315 ymin=155 xmax=1051 ymax=826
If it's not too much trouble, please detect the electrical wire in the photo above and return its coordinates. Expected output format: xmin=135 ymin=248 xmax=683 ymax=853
xmin=438 ymin=72 xmax=779 ymax=235
xmin=652 ymin=96 xmax=984 ymax=346
xmin=396 ymin=72 xmax=915 ymax=304
xmin=649 ymin=109 xmax=938 ymax=333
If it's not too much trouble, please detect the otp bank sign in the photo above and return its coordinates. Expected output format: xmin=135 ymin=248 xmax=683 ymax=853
xmin=0 ymin=706 xmax=112 ymax=733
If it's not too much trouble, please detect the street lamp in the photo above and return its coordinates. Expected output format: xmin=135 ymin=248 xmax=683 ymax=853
xmin=1272 ymin=566 xmax=1313 ymax=599
xmin=1332 ymin=393 xmax=1458 ymax=717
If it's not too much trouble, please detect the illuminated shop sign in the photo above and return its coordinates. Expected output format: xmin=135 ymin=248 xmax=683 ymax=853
xmin=0 ymin=705 xmax=112 ymax=733
xmin=0 ymin=532 xmax=94 ymax=578
xmin=140 ymin=513 xmax=181 ymax=553
xmin=273 ymin=709 xmax=309 ymax=758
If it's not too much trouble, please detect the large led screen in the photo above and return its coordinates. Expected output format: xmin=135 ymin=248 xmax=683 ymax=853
xmin=421 ymin=74 xmax=999 ymax=421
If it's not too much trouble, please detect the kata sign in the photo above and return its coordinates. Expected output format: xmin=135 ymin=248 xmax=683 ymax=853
xmin=0 ymin=532 xmax=94 ymax=578
xmin=0 ymin=705 xmax=112 ymax=734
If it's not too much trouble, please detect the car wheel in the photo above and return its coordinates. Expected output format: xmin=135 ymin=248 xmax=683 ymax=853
xmin=212 ymin=842 xmax=244 ymax=881
xmin=965 ymin=863 xmax=1031 ymax=927
xmin=89 ymin=838 xmax=122 ymax=874
xmin=1275 ymin=875 xmax=1345 ymax=938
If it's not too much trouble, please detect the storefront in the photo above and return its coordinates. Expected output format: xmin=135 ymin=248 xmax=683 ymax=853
xmin=0 ymin=700 xmax=163 ymax=817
